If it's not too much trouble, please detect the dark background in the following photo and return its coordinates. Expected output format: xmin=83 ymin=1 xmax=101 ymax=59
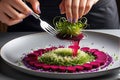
xmin=116 ymin=0 xmax=120 ymax=19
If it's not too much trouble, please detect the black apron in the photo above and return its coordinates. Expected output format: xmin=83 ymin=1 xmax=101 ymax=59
xmin=8 ymin=0 xmax=120 ymax=32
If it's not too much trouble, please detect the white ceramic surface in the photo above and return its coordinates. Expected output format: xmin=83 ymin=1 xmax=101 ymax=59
xmin=0 ymin=31 xmax=120 ymax=79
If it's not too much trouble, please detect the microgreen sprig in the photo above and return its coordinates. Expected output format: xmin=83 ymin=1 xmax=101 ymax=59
xmin=53 ymin=16 xmax=87 ymax=38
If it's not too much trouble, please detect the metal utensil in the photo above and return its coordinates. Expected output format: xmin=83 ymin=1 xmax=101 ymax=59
xmin=31 ymin=12 xmax=58 ymax=36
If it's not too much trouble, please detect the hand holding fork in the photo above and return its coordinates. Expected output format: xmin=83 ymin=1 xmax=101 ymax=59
xmin=31 ymin=12 xmax=58 ymax=36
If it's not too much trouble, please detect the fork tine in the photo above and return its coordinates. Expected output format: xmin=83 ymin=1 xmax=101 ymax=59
xmin=46 ymin=30 xmax=57 ymax=35
xmin=41 ymin=24 xmax=57 ymax=35
xmin=48 ymin=25 xmax=58 ymax=34
xmin=40 ymin=22 xmax=58 ymax=35
xmin=42 ymin=27 xmax=55 ymax=35
xmin=45 ymin=27 xmax=57 ymax=35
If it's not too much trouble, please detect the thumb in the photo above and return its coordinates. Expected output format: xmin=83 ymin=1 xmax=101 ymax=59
xmin=27 ymin=0 xmax=41 ymax=14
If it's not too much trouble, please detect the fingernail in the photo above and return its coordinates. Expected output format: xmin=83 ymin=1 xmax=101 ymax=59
xmin=37 ymin=6 xmax=41 ymax=13
xmin=19 ymin=19 xmax=23 ymax=23
xmin=72 ymin=19 xmax=77 ymax=23
xmin=60 ymin=8 xmax=64 ymax=14
xmin=26 ymin=11 xmax=32 ymax=16
xmin=59 ymin=8 xmax=62 ymax=12
xmin=61 ymin=11 xmax=65 ymax=14
xmin=28 ymin=12 xmax=32 ymax=16
xmin=21 ymin=19 xmax=23 ymax=22
xmin=68 ymin=18 xmax=72 ymax=23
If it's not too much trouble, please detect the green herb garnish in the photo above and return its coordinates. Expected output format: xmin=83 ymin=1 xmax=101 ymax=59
xmin=53 ymin=17 xmax=87 ymax=38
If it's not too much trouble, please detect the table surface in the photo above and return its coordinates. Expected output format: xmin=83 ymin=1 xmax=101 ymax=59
xmin=0 ymin=30 xmax=120 ymax=80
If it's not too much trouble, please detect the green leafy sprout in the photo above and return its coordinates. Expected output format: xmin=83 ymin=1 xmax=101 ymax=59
xmin=53 ymin=17 xmax=87 ymax=37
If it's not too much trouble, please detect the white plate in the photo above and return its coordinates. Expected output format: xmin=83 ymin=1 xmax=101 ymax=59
xmin=0 ymin=31 xmax=120 ymax=79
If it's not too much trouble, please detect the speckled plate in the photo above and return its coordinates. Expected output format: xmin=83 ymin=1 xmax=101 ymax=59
xmin=0 ymin=31 xmax=120 ymax=79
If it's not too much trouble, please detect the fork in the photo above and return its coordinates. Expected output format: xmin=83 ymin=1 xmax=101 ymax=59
xmin=31 ymin=12 xmax=58 ymax=36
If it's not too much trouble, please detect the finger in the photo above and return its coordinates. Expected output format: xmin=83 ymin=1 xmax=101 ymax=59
xmin=7 ymin=19 xmax=23 ymax=26
xmin=84 ymin=0 xmax=94 ymax=15
xmin=59 ymin=0 xmax=65 ymax=14
xmin=0 ymin=12 xmax=23 ymax=26
xmin=65 ymin=0 xmax=72 ymax=22
xmin=94 ymin=0 xmax=99 ymax=4
xmin=79 ymin=0 xmax=87 ymax=18
xmin=27 ymin=0 xmax=41 ymax=14
xmin=72 ymin=0 xmax=80 ymax=23
xmin=9 ymin=0 xmax=32 ymax=15
xmin=2 ymin=4 xmax=26 ymax=19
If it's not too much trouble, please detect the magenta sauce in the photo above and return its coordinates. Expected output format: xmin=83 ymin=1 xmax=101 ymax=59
xmin=56 ymin=33 xmax=84 ymax=56
xmin=22 ymin=33 xmax=113 ymax=73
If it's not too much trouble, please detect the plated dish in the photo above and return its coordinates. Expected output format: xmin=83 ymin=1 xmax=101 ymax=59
xmin=0 ymin=31 xmax=120 ymax=79
xmin=22 ymin=46 xmax=112 ymax=73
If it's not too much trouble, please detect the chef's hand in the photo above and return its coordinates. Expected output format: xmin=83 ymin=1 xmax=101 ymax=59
xmin=0 ymin=0 xmax=40 ymax=26
xmin=59 ymin=0 xmax=99 ymax=23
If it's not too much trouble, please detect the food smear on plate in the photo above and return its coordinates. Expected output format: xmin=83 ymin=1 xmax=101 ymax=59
xmin=22 ymin=46 xmax=112 ymax=73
